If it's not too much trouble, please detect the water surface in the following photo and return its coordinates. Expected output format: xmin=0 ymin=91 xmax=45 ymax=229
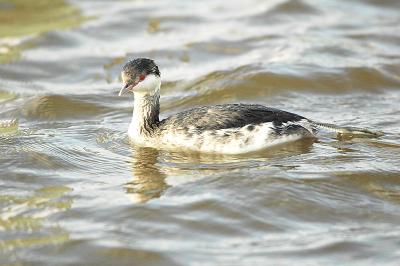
xmin=1 ymin=0 xmax=400 ymax=265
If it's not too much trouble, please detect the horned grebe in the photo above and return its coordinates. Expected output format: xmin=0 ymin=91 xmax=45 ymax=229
xmin=119 ymin=58 xmax=381 ymax=154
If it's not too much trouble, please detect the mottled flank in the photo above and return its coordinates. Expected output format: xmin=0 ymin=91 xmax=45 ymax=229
xmin=130 ymin=99 xmax=317 ymax=154
xmin=247 ymin=124 xmax=255 ymax=131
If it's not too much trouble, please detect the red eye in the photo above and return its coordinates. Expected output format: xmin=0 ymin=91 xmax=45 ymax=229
xmin=139 ymin=75 xmax=145 ymax=81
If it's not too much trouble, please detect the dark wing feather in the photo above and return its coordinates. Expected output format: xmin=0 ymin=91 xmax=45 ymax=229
xmin=159 ymin=104 xmax=305 ymax=131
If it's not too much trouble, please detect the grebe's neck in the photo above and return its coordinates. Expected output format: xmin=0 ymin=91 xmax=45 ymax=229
xmin=130 ymin=92 xmax=160 ymax=136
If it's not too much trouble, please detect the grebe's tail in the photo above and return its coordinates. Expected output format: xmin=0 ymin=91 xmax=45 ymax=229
xmin=310 ymin=121 xmax=384 ymax=137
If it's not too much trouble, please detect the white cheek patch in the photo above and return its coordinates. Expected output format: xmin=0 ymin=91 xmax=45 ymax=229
xmin=134 ymin=74 xmax=161 ymax=94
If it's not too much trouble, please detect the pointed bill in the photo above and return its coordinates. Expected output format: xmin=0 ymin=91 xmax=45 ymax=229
xmin=118 ymin=83 xmax=131 ymax=96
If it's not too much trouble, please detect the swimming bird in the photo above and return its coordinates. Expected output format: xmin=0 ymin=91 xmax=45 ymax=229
xmin=118 ymin=58 xmax=381 ymax=154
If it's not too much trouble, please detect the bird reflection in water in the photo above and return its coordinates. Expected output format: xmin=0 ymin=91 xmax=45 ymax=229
xmin=124 ymin=146 xmax=169 ymax=203
xmin=123 ymin=138 xmax=317 ymax=203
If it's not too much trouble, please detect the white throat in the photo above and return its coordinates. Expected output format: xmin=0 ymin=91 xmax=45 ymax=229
xmin=128 ymin=75 xmax=161 ymax=140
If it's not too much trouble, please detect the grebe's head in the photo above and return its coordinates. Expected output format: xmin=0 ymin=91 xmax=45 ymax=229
xmin=119 ymin=58 xmax=161 ymax=96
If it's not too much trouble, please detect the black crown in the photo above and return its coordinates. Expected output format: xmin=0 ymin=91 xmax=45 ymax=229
xmin=123 ymin=58 xmax=160 ymax=77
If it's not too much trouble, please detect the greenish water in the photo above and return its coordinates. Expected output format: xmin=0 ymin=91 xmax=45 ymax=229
xmin=1 ymin=0 xmax=400 ymax=265
xmin=0 ymin=0 xmax=85 ymax=63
